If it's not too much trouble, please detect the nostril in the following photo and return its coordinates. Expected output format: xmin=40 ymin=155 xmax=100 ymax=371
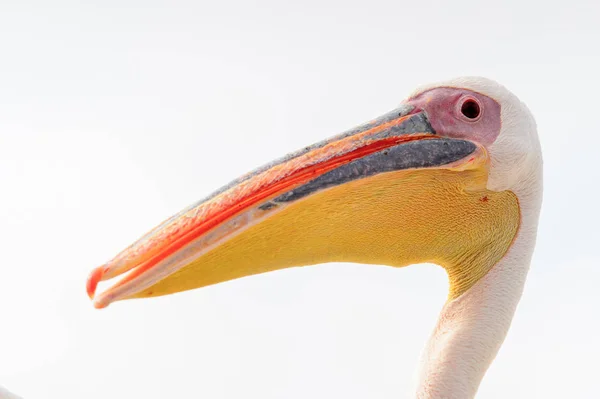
xmin=421 ymin=112 xmax=437 ymax=135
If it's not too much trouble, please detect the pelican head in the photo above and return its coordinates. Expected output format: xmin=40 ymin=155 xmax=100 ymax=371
xmin=87 ymin=77 xmax=542 ymax=398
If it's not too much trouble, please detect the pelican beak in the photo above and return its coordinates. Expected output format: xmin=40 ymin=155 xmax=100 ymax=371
xmin=87 ymin=103 xmax=498 ymax=309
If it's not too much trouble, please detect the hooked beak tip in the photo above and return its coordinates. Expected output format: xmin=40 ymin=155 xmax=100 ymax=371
xmin=86 ymin=266 xmax=104 ymax=300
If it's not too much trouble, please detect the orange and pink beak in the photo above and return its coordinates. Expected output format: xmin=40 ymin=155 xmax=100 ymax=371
xmin=87 ymin=104 xmax=484 ymax=308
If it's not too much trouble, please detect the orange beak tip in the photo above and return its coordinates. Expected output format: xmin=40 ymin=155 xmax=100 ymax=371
xmin=92 ymin=298 xmax=109 ymax=309
xmin=86 ymin=266 xmax=105 ymax=300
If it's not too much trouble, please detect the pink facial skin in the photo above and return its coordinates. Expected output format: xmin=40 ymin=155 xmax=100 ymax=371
xmin=406 ymin=88 xmax=502 ymax=147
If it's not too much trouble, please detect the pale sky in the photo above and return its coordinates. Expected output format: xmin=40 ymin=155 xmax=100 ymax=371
xmin=0 ymin=1 xmax=599 ymax=398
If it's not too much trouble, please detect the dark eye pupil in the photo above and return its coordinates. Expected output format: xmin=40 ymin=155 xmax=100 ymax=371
xmin=461 ymin=99 xmax=480 ymax=119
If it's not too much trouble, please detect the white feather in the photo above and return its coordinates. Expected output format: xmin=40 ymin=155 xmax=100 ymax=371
xmin=411 ymin=77 xmax=543 ymax=398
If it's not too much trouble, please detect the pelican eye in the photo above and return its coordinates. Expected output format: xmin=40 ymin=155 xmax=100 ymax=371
xmin=460 ymin=99 xmax=481 ymax=120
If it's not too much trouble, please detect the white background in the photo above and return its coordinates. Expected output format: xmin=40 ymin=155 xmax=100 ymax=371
xmin=1 ymin=1 xmax=598 ymax=398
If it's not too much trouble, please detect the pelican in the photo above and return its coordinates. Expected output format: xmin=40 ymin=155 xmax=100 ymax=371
xmin=87 ymin=77 xmax=542 ymax=398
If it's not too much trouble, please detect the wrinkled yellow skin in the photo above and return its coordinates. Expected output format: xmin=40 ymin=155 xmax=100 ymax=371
xmin=133 ymin=165 xmax=519 ymax=301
